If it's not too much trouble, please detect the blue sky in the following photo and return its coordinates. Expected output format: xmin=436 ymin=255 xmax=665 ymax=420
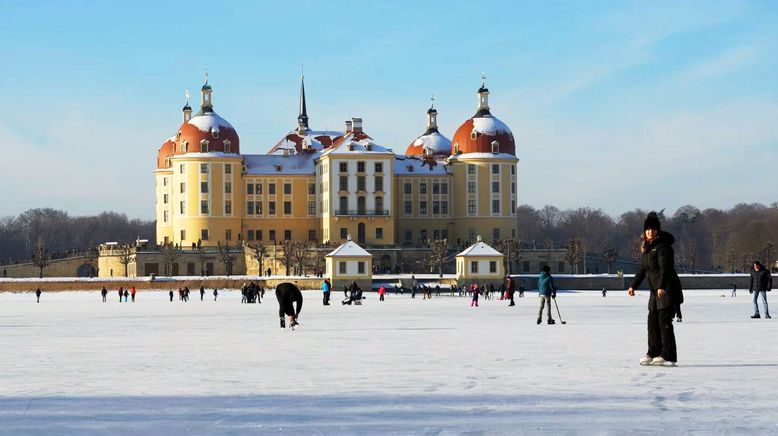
xmin=1 ymin=0 xmax=776 ymax=220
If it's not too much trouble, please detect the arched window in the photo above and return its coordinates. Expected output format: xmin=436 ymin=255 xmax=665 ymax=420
xmin=223 ymin=139 xmax=232 ymax=153
xmin=201 ymin=139 xmax=210 ymax=153
xmin=491 ymin=141 xmax=500 ymax=153
xmin=357 ymin=196 xmax=366 ymax=215
xmin=339 ymin=196 xmax=348 ymax=215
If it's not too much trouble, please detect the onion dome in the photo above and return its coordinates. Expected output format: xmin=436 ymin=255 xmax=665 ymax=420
xmin=406 ymin=100 xmax=452 ymax=157
xmin=155 ymin=77 xmax=240 ymax=169
xmin=451 ymin=79 xmax=515 ymax=155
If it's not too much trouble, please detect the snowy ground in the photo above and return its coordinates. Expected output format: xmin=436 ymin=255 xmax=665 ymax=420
xmin=0 ymin=289 xmax=775 ymax=435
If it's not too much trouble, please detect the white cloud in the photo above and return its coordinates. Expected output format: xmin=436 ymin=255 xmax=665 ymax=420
xmin=679 ymin=45 xmax=762 ymax=81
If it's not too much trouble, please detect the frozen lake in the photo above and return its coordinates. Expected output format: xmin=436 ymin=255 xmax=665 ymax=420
xmin=0 ymin=288 xmax=775 ymax=434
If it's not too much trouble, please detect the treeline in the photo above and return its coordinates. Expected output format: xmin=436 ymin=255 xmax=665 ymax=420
xmin=0 ymin=209 xmax=155 ymax=265
xmin=517 ymin=203 xmax=778 ymax=273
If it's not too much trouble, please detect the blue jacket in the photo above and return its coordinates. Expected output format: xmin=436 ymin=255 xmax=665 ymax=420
xmin=322 ymin=281 xmax=331 ymax=293
xmin=537 ymin=271 xmax=557 ymax=297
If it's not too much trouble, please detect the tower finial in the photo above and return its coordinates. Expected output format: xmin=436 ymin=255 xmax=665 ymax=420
xmin=430 ymin=94 xmax=435 ymax=109
xmin=185 ymin=90 xmax=190 ymax=105
xmin=204 ymin=68 xmax=209 ymax=85
xmin=481 ymin=72 xmax=486 ymax=87
xmin=301 ymin=63 xmax=304 ymax=79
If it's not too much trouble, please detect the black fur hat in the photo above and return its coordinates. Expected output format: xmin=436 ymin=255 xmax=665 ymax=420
xmin=644 ymin=212 xmax=661 ymax=231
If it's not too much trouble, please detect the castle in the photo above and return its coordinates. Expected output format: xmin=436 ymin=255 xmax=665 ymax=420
xmin=149 ymin=74 xmax=518 ymax=275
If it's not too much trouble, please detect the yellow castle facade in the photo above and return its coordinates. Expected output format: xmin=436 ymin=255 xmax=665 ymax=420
xmin=153 ymin=75 xmax=519 ymax=269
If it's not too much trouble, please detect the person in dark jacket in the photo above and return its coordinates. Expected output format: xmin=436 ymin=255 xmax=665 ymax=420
xmin=200 ymin=285 xmax=205 ymax=301
xmin=322 ymin=278 xmax=331 ymax=305
xmin=101 ymin=286 xmax=108 ymax=302
xmin=627 ymin=212 xmax=684 ymax=366
xmin=749 ymin=260 xmax=772 ymax=319
xmin=169 ymin=290 xmax=174 ymax=302
xmin=276 ymin=282 xmax=303 ymax=329
xmin=213 ymin=288 xmax=218 ymax=301
xmin=537 ymin=265 xmax=557 ymax=324
xmin=118 ymin=287 xmax=123 ymax=302
xmin=35 ymin=288 xmax=42 ymax=303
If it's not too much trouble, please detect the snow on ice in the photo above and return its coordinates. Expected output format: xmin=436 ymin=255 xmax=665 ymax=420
xmin=0 ymin=289 xmax=775 ymax=434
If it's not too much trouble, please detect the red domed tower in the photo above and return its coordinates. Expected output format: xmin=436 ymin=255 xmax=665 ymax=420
xmin=405 ymin=98 xmax=452 ymax=159
xmin=155 ymin=74 xmax=244 ymax=248
xmin=448 ymin=76 xmax=519 ymax=245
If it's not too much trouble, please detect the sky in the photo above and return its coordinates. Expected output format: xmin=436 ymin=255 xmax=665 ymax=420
xmin=0 ymin=0 xmax=776 ymax=220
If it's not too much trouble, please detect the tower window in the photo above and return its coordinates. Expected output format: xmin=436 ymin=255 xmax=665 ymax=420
xmin=470 ymin=131 xmax=478 ymax=140
xmin=201 ymin=140 xmax=210 ymax=153
xmin=491 ymin=141 xmax=499 ymax=153
xmin=224 ymin=139 xmax=231 ymax=153
xmin=211 ymin=129 xmax=219 ymax=139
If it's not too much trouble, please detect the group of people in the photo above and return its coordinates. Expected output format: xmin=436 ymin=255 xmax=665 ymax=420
xmin=241 ymin=282 xmax=265 ymax=304
xmin=102 ymin=286 xmax=137 ymax=302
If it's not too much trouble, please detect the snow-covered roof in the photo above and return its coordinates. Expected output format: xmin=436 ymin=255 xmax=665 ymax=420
xmin=326 ymin=240 xmax=372 ymax=258
xmin=447 ymin=152 xmax=517 ymax=161
xmin=244 ymin=152 xmax=319 ymax=175
xmin=412 ymin=131 xmax=452 ymax=155
xmin=472 ymin=115 xmax=511 ymax=135
xmin=457 ymin=240 xmax=503 ymax=257
xmin=187 ymin=112 xmax=235 ymax=133
xmin=323 ymin=134 xmax=393 ymax=155
xmin=268 ymin=130 xmax=344 ymax=155
xmin=393 ymin=156 xmax=451 ymax=175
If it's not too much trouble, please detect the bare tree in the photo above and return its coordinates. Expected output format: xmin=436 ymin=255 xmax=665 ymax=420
xmin=498 ymin=238 xmax=521 ymax=275
xmin=602 ymin=242 xmax=616 ymax=274
xmin=160 ymin=241 xmax=179 ymax=276
xmin=565 ymin=238 xmax=582 ymax=274
xmin=194 ymin=245 xmax=210 ymax=276
xmin=117 ymin=244 xmax=135 ymax=277
xmin=279 ymin=239 xmax=295 ymax=276
xmin=30 ymin=238 xmax=50 ymax=278
xmin=84 ymin=244 xmax=98 ymax=277
xmin=293 ymin=240 xmax=310 ymax=276
xmin=249 ymin=241 xmax=268 ymax=276
xmin=428 ymin=239 xmax=448 ymax=277
xmin=217 ymin=241 xmax=237 ymax=276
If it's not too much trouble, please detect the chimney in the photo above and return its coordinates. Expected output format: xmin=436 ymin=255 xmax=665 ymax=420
xmin=345 ymin=120 xmax=353 ymax=132
xmin=352 ymin=117 xmax=363 ymax=133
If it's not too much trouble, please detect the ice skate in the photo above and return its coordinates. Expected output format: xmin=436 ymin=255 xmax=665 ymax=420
xmin=547 ymin=319 xmax=556 ymax=325
xmin=650 ymin=356 xmax=676 ymax=367
xmin=751 ymin=314 xmax=761 ymax=319
xmin=537 ymin=317 xmax=541 ymax=325
xmin=639 ymin=355 xmax=653 ymax=366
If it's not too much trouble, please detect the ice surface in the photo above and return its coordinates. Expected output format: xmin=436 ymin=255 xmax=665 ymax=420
xmin=0 ymin=289 xmax=775 ymax=434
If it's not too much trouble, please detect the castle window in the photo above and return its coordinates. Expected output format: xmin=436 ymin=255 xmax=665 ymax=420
xmin=211 ymin=129 xmax=219 ymax=139
xmin=201 ymin=229 xmax=209 ymax=241
xmin=247 ymin=183 xmax=254 ymax=195
xmin=201 ymin=163 xmax=208 ymax=174
xmin=164 ymin=156 xmax=170 ymax=167
xmin=491 ymin=141 xmax=499 ymax=153
xmin=225 ymin=229 xmax=231 ymax=240
xmin=283 ymin=201 xmax=292 ymax=215
xmin=420 ymin=183 xmax=427 ymax=195
xmin=224 ymin=139 xmax=231 ymax=153
xmin=357 ymin=161 xmax=365 ymax=173
xmin=467 ymin=164 xmax=476 ymax=175
xmin=375 ymin=162 xmax=383 ymax=173
xmin=339 ymin=162 xmax=348 ymax=173
xmin=470 ymin=131 xmax=478 ymax=140
xmin=201 ymin=140 xmax=210 ymax=153
xmin=225 ymin=164 xmax=232 ymax=174
xmin=269 ymin=201 xmax=276 ymax=215
xmin=492 ymin=164 xmax=499 ymax=174
xmin=283 ymin=183 xmax=292 ymax=195
xmin=200 ymin=200 xmax=209 ymax=214
xmin=182 ymin=141 xmax=189 ymax=153
xmin=269 ymin=183 xmax=276 ymax=195
xmin=225 ymin=200 xmax=232 ymax=214
xmin=453 ymin=143 xmax=459 ymax=154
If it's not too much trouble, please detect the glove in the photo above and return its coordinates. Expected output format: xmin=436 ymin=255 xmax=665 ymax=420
xmin=749 ymin=290 xmax=753 ymax=294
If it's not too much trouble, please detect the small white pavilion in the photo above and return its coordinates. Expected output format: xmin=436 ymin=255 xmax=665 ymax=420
xmin=325 ymin=235 xmax=373 ymax=291
xmin=455 ymin=235 xmax=505 ymax=287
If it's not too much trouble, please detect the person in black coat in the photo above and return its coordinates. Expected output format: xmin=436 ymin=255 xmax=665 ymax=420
xmin=749 ymin=260 xmax=772 ymax=318
xmin=627 ymin=212 xmax=684 ymax=366
xmin=101 ymin=286 xmax=108 ymax=302
xmin=35 ymin=288 xmax=42 ymax=303
xmin=276 ymin=282 xmax=303 ymax=329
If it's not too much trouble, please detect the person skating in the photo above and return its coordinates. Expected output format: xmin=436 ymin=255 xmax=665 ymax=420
xmin=602 ymin=288 xmax=607 ymax=298
xmin=731 ymin=283 xmax=737 ymax=297
xmin=35 ymin=288 xmax=41 ymax=303
xmin=506 ymin=276 xmax=516 ymax=306
xmin=200 ymin=285 xmax=205 ymax=301
xmin=169 ymin=290 xmax=174 ymax=302
xmin=101 ymin=286 xmax=108 ymax=302
xmin=213 ymin=288 xmax=218 ymax=301
xmin=183 ymin=287 xmax=190 ymax=302
xmin=378 ymin=285 xmax=386 ymax=302
xmin=118 ymin=287 xmax=123 ymax=302
xmin=322 ymin=278 xmax=331 ymax=305
xmin=519 ymin=285 xmax=525 ymax=298
xmin=130 ymin=286 xmax=136 ymax=302
xmin=275 ymin=282 xmax=303 ymax=329
xmin=749 ymin=260 xmax=772 ymax=319
xmin=627 ymin=212 xmax=684 ymax=367
xmin=537 ymin=265 xmax=557 ymax=325
xmin=123 ymin=289 xmax=129 ymax=302
xmin=470 ymin=283 xmax=480 ymax=307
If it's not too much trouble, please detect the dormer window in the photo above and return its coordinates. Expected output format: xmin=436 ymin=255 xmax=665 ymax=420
xmin=470 ymin=131 xmax=478 ymax=140
xmin=164 ymin=156 xmax=170 ymax=167
xmin=201 ymin=139 xmax=210 ymax=153
xmin=365 ymin=143 xmax=372 ymax=151
xmin=406 ymin=165 xmax=414 ymax=172
xmin=274 ymin=164 xmax=282 ymax=172
xmin=424 ymin=148 xmax=433 ymax=157
xmin=176 ymin=131 xmax=182 ymax=140
xmin=348 ymin=143 xmax=354 ymax=151
xmin=453 ymin=143 xmax=460 ymax=154
xmin=491 ymin=141 xmax=499 ymax=153
xmin=211 ymin=129 xmax=219 ymax=139
xmin=182 ymin=140 xmax=189 ymax=153
xmin=223 ymin=139 xmax=231 ymax=153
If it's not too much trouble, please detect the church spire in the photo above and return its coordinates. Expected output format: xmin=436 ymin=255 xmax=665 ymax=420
xmin=425 ymin=94 xmax=439 ymax=135
xmin=200 ymin=69 xmax=213 ymax=114
xmin=297 ymin=67 xmax=309 ymax=132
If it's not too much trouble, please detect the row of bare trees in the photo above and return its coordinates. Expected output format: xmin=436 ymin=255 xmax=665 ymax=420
xmin=518 ymin=203 xmax=778 ymax=273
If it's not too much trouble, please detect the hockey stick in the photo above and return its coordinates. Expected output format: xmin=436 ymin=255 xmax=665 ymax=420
xmin=553 ymin=297 xmax=567 ymax=324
